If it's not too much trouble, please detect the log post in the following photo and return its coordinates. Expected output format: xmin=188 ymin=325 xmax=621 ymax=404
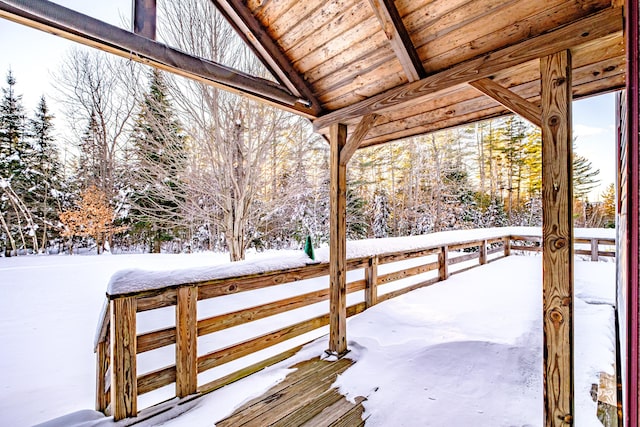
xmin=540 ymin=49 xmax=574 ymax=426
xmin=133 ymin=0 xmax=157 ymax=40
xmin=110 ymin=297 xmax=137 ymax=420
xmin=438 ymin=246 xmax=449 ymax=281
xmin=176 ymin=286 xmax=198 ymax=397
xmin=479 ymin=240 xmax=488 ymax=265
xmin=504 ymin=236 xmax=511 ymax=256
xmin=590 ymin=238 xmax=599 ymax=262
xmin=328 ymin=123 xmax=348 ymax=356
xmin=365 ymin=256 xmax=379 ymax=308
xmin=95 ymin=339 xmax=108 ymax=412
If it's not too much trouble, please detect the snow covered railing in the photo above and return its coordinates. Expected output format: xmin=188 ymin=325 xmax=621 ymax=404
xmin=94 ymin=228 xmax=615 ymax=420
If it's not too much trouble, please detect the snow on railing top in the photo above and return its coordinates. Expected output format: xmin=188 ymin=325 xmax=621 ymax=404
xmin=106 ymin=227 xmax=615 ymax=297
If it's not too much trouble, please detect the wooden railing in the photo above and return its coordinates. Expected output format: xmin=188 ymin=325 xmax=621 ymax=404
xmin=94 ymin=232 xmax=615 ymax=420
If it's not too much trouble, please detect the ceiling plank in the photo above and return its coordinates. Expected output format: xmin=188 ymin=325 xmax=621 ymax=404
xmin=210 ymin=0 xmax=323 ymax=115
xmin=340 ymin=114 xmax=380 ymax=165
xmin=313 ymin=7 xmax=622 ymax=132
xmin=469 ymin=78 xmax=542 ymax=127
xmin=0 ymin=0 xmax=317 ymax=118
xmin=367 ymin=0 xmax=425 ymax=82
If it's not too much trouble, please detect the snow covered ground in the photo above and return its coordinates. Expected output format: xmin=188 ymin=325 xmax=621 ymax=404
xmin=0 ymin=230 xmax=616 ymax=426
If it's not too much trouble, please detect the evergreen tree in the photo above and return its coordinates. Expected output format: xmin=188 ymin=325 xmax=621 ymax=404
xmin=28 ymin=96 xmax=64 ymax=251
xmin=129 ymin=70 xmax=187 ymax=253
xmin=573 ymin=152 xmax=601 ymax=200
xmin=0 ymin=70 xmax=37 ymax=254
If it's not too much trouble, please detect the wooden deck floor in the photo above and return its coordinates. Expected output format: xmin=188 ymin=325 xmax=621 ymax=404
xmin=215 ymin=357 xmax=367 ymax=427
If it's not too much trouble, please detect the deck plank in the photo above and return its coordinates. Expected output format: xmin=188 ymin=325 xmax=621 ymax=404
xmin=216 ymin=357 xmax=365 ymax=427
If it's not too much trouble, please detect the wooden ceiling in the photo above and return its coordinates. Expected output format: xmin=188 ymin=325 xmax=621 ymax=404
xmin=214 ymin=0 xmax=625 ymax=147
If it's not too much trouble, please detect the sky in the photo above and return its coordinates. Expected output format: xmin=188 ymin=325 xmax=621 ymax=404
xmin=0 ymin=2 xmax=617 ymax=200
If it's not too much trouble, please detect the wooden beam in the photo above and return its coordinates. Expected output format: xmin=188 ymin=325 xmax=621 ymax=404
xmin=367 ymin=0 xmax=425 ymax=82
xmin=340 ymin=114 xmax=379 ymax=165
xmin=540 ymin=50 xmax=574 ymax=426
xmin=0 ymin=0 xmax=316 ymax=119
xmin=210 ymin=0 xmax=322 ymax=115
xmin=176 ymin=286 xmax=198 ymax=397
xmin=313 ymin=7 xmax=622 ymax=132
xmin=468 ymin=78 xmax=542 ymax=127
xmin=328 ymin=123 xmax=348 ymax=356
xmin=133 ymin=0 xmax=156 ymax=40
xmin=110 ymin=298 xmax=137 ymax=420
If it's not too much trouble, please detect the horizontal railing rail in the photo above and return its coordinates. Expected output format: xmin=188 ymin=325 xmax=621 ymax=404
xmin=95 ymin=232 xmax=615 ymax=420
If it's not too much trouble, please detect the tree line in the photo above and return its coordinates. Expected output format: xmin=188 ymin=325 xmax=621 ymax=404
xmin=0 ymin=2 xmax=613 ymax=260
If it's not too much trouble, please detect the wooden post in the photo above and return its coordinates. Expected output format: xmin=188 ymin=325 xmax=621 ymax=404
xmin=504 ymin=236 xmax=511 ymax=256
xmin=328 ymin=123 xmax=348 ymax=356
xmin=540 ymin=50 xmax=574 ymax=426
xmin=176 ymin=286 xmax=198 ymax=397
xmin=590 ymin=238 xmax=599 ymax=262
xmin=95 ymin=340 xmax=108 ymax=412
xmin=479 ymin=240 xmax=488 ymax=265
xmin=110 ymin=297 xmax=137 ymax=420
xmin=133 ymin=0 xmax=156 ymax=39
xmin=365 ymin=256 xmax=378 ymax=308
xmin=438 ymin=246 xmax=449 ymax=281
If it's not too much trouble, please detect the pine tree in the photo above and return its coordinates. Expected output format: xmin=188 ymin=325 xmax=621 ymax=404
xmin=28 ymin=96 xmax=64 ymax=251
xmin=573 ymin=152 xmax=600 ymax=200
xmin=0 ymin=70 xmax=36 ymax=254
xmin=129 ymin=69 xmax=187 ymax=253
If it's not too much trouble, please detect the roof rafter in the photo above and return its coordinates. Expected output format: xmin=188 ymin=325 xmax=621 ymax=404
xmin=367 ymin=0 xmax=425 ymax=82
xmin=0 ymin=0 xmax=317 ymax=118
xmin=210 ymin=0 xmax=323 ymax=115
xmin=313 ymin=7 xmax=622 ymax=132
xmin=469 ymin=78 xmax=542 ymax=127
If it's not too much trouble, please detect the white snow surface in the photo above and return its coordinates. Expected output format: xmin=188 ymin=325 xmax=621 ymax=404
xmin=0 ymin=229 xmax=616 ymax=427
xmin=107 ymin=227 xmax=615 ymax=296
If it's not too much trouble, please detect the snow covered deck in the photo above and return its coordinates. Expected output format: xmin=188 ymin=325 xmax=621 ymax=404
xmin=92 ymin=227 xmax=616 ymax=423
xmin=0 ymin=228 xmax=617 ymax=426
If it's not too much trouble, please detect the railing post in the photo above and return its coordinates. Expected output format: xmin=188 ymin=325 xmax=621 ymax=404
xmin=365 ymin=256 xmax=378 ymax=308
xmin=438 ymin=246 xmax=449 ymax=281
xmin=176 ymin=285 xmax=198 ymax=397
xmin=504 ymin=236 xmax=511 ymax=256
xmin=590 ymin=238 xmax=599 ymax=261
xmin=480 ymin=240 xmax=488 ymax=265
xmin=110 ymin=297 xmax=137 ymax=420
xmin=95 ymin=339 xmax=108 ymax=412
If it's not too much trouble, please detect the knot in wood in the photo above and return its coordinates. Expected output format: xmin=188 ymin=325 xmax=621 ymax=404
xmin=561 ymin=296 xmax=571 ymax=306
xmin=554 ymin=237 xmax=567 ymax=249
xmin=228 ymin=284 xmax=237 ymax=292
xmin=548 ymin=115 xmax=560 ymax=127
xmin=554 ymin=77 xmax=566 ymax=87
xmin=549 ymin=309 xmax=564 ymax=326
xmin=561 ymin=413 xmax=573 ymax=424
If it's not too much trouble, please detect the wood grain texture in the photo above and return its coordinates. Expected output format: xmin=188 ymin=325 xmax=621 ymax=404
xmin=364 ymin=256 xmax=378 ymax=308
xmin=340 ymin=114 xmax=379 ymax=165
xmin=313 ymin=7 xmax=622 ymax=131
xmin=211 ymin=0 xmax=322 ymax=114
xmin=438 ymin=246 xmax=449 ymax=281
xmin=95 ymin=340 xmax=109 ymax=412
xmin=110 ymin=297 xmax=137 ymax=420
xmin=469 ymin=78 xmax=542 ymax=127
xmin=176 ymin=286 xmax=198 ymax=397
xmin=480 ymin=239 xmax=488 ymax=265
xmin=367 ymin=0 xmax=425 ymax=81
xmin=329 ymin=123 xmax=348 ymax=356
xmin=540 ymin=50 xmax=574 ymax=427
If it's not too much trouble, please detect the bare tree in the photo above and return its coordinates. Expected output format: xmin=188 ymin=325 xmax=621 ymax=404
xmin=55 ymin=48 xmax=139 ymax=201
xmin=159 ymin=0 xmax=293 ymax=261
